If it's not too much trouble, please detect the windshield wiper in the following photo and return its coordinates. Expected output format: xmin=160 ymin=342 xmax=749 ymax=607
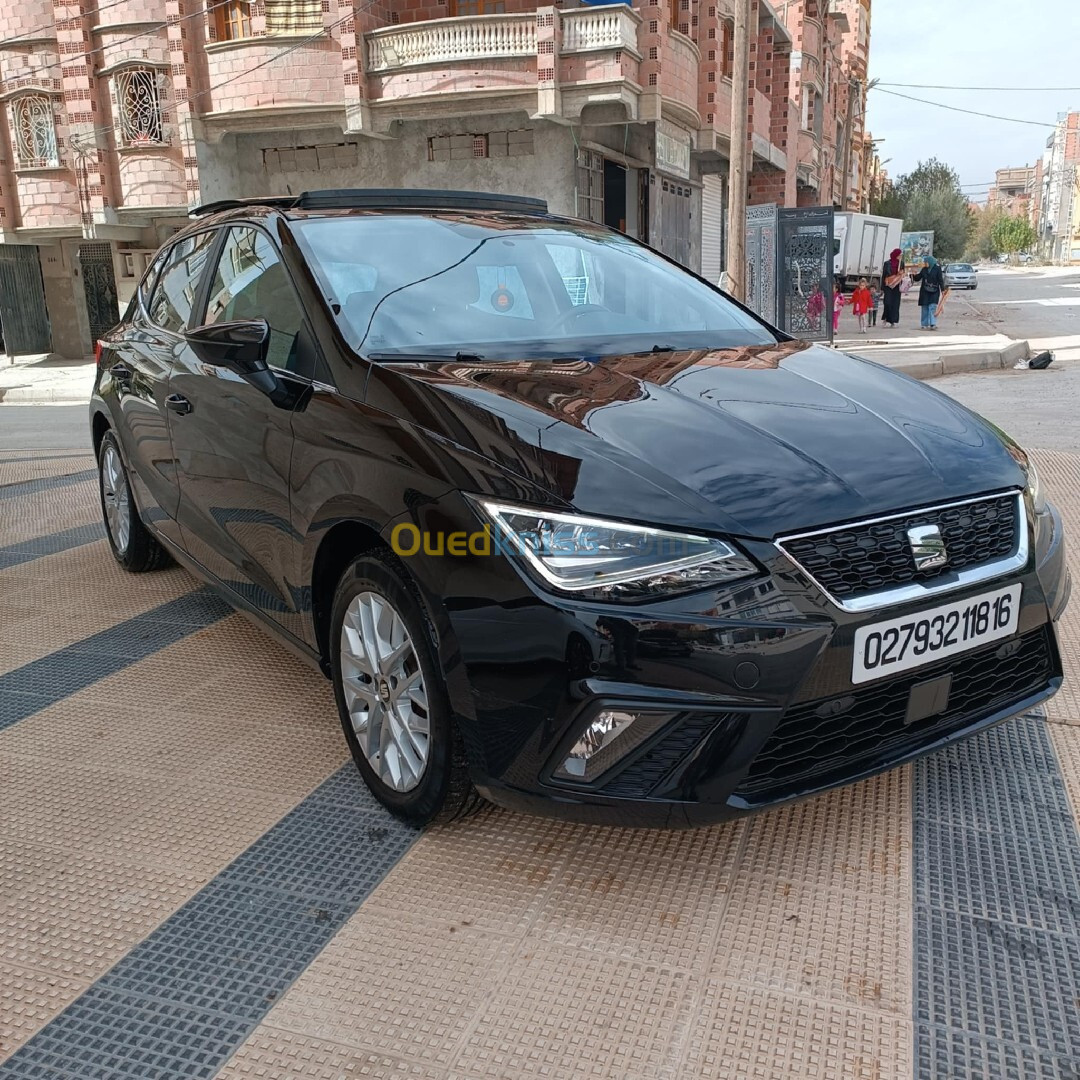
xmin=649 ymin=344 xmax=676 ymax=353
xmin=366 ymin=351 xmax=485 ymax=363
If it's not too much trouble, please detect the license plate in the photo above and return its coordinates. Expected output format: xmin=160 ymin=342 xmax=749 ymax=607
xmin=852 ymin=584 xmax=1022 ymax=685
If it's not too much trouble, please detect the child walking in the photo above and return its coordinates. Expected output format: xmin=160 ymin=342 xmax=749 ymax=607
xmin=832 ymin=286 xmax=845 ymax=334
xmin=851 ymin=278 xmax=872 ymax=334
xmin=868 ymin=283 xmax=880 ymax=328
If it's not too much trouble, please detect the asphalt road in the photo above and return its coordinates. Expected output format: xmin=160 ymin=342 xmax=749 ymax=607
xmin=0 ymin=404 xmax=89 ymax=451
xmin=957 ymin=264 xmax=1080 ymax=358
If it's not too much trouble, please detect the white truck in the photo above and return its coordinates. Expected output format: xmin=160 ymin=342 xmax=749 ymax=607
xmin=833 ymin=212 xmax=904 ymax=290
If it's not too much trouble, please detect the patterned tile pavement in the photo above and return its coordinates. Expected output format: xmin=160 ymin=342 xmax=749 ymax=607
xmin=0 ymin=446 xmax=1076 ymax=1078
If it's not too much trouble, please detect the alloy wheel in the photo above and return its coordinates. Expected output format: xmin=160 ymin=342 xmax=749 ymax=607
xmin=100 ymin=444 xmax=131 ymax=554
xmin=339 ymin=591 xmax=431 ymax=792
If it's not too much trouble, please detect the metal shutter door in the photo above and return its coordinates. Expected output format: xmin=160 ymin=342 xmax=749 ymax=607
xmin=701 ymin=174 xmax=724 ymax=284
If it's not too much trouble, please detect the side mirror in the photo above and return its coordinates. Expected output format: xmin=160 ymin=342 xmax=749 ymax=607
xmin=184 ymin=319 xmax=285 ymax=402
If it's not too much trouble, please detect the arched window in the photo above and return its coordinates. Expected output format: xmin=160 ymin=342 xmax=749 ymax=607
xmin=116 ymin=68 xmax=164 ymax=146
xmin=12 ymin=94 xmax=59 ymax=168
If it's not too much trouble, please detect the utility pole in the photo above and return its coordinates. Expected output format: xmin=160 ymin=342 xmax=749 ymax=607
xmin=725 ymin=0 xmax=752 ymax=302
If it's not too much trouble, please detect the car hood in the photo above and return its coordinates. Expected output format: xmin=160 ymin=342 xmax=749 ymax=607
xmin=379 ymin=340 xmax=1026 ymax=539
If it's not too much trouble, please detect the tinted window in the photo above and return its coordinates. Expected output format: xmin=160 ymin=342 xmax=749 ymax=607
xmin=294 ymin=215 xmax=775 ymax=359
xmin=146 ymin=231 xmax=217 ymax=333
xmin=204 ymin=226 xmax=307 ymax=374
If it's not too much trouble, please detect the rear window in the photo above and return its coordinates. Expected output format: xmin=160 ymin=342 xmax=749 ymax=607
xmin=292 ymin=214 xmax=776 ymax=360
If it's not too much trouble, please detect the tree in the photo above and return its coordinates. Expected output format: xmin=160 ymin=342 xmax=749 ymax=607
xmin=968 ymin=205 xmax=1006 ymax=260
xmin=991 ymin=213 xmax=1037 ymax=257
xmin=894 ymin=158 xmax=962 ymax=205
xmin=904 ymin=187 xmax=972 ymax=260
xmin=869 ymin=158 xmax=972 ymax=257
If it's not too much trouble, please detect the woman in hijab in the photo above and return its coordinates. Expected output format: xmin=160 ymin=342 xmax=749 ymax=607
xmin=911 ymin=255 xmax=945 ymax=331
xmin=880 ymin=248 xmax=904 ymax=326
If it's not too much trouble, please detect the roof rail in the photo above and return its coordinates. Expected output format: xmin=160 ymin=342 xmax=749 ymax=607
xmin=190 ymin=189 xmax=548 ymax=218
xmin=189 ymin=195 xmax=298 ymax=217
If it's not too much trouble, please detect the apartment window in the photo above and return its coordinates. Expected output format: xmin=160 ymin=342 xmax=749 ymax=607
xmin=116 ymin=68 xmax=164 ymax=145
xmin=12 ymin=94 xmax=59 ymax=167
xmin=449 ymin=1 xmax=507 ymax=13
xmin=264 ymin=0 xmax=323 ymax=32
xmin=721 ymin=19 xmax=733 ymax=77
xmin=575 ymin=148 xmax=604 ymax=225
xmin=214 ymin=0 xmax=251 ymax=40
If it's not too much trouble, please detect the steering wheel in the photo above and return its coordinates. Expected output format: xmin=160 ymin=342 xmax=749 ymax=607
xmin=551 ymin=303 xmax=610 ymax=332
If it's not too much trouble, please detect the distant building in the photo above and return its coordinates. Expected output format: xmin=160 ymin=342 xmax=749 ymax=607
xmin=987 ymin=165 xmax=1035 ymax=222
xmin=1037 ymin=111 xmax=1080 ymax=262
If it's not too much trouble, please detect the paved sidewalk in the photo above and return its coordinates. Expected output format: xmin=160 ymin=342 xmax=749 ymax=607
xmin=0 ymin=449 xmax=1077 ymax=1079
xmin=0 ymin=355 xmax=95 ymax=405
xmin=835 ymin=292 xmax=1032 ymax=379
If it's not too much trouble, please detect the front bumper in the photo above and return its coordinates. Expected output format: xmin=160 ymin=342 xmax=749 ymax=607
xmin=408 ymin=495 xmax=1068 ymax=827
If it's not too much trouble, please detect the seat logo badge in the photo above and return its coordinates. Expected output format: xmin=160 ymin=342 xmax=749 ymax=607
xmin=907 ymin=524 xmax=948 ymax=571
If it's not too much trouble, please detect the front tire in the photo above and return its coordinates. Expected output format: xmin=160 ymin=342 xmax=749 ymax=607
xmin=330 ymin=551 xmax=479 ymax=826
xmin=97 ymin=431 xmax=171 ymax=572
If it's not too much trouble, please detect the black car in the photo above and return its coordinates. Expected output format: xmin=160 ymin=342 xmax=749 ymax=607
xmin=90 ymin=189 xmax=1070 ymax=827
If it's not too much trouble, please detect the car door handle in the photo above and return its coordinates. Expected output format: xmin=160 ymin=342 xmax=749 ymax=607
xmin=165 ymin=393 xmax=192 ymax=416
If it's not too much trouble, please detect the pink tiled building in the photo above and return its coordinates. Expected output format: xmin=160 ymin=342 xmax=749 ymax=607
xmin=0 ymin=0 xmax=870 ymax=359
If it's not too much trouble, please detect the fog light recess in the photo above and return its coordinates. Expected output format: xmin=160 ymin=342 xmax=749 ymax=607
xmin=553 ymin=708 xmax=675 ymax=784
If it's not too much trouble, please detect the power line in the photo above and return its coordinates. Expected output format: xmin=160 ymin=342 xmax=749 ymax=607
xmin=878 ymin=81 xmax=1080 ymax=92
xmin=14 ymin=0 xmax=235 ymax=85
xmin=0 ymin=0 xmax=138 ymax=51
xmin=869 ymin=86 xmax=1056 ymax=128
xmin=70 ymin=7 xmax=366 ymax=151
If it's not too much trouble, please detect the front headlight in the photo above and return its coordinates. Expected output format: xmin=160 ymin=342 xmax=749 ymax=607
xmin=1026 ymin=459 xmax=1047 ymax=515
xmin=468 ymin=498 xmax=758 ymax=601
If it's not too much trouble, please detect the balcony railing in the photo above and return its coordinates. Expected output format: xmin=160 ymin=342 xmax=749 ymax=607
xmin=561 ymin=5 xmax=641 ymax=56
xmin=366 ymin=14 xmax=535 ymax=73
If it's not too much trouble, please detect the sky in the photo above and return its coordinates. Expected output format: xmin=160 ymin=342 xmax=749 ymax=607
xmin=864 ymin=0 xmax=1079 ymax=201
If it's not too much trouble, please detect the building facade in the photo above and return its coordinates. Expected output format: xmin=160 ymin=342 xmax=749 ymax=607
xmin=0 ymin=0 xmax=870 ymax=359
xmin=987 ymin=165 xmax=1035 ymax=221
xmin=1037 ymin=111 xmax=1080 ymax=262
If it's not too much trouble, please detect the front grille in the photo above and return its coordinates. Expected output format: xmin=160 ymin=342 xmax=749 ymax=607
xmin=735 ymin=626 xmax=1053 ymax=803
xmin=599 ymin=712 xmax=748 ymax=799
xmin=780 ymin=493 xmax=1019 ymax=602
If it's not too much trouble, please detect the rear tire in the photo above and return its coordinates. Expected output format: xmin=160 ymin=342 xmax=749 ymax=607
xmin=330 ymin=551 xmax=480 ymax=827
xmin=97 ymin=430 xmax=171 ymax=573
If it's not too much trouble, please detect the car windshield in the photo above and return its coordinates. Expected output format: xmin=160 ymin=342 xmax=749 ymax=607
xmin=292 ymin=214 xmax=777 ymax=359
xmin=949 ymin=264 xmax=974 ymax=272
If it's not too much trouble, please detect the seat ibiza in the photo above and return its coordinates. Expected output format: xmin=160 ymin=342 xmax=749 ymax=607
xmin=90 ymin=189 xmax=1070 ymax=827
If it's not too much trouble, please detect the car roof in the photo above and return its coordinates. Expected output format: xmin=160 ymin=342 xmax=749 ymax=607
xmin=189 ymin=188 xmax=549 ymax=219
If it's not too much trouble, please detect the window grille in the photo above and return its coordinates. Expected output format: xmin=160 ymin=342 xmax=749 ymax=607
xmin=13 ymin=95 xmax=59 ymax=167
xmin=117 ymin=68 xmax=164 ymax=145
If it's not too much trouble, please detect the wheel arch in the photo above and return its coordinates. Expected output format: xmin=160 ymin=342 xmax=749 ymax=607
xmin=91 ymin=407 xmax=111 ymax=457
xmin=309 ymin=518 xmax=386 ymax=665
xmin=305 ymin=504 xmax=478 ymax=735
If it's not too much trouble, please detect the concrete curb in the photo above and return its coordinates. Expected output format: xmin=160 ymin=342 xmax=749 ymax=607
xmin=862 ymin=339 xmax=1031 ymax=382
xmin=0 ymin=385 xmax=93 ymax=405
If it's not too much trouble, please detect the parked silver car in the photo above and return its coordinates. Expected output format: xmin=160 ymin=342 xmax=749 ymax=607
xmin=945 ymin=262 xmax=978 ymax=290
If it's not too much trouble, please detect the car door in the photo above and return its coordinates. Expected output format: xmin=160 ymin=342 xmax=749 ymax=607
xmin=168 ymin=223 xmax=315 ymax=636
xmin=111 ymin=232 xmax=218 ymax=550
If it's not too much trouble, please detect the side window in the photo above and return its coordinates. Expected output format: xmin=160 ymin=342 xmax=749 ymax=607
xmin=204 ymin=226 xmax=308 ymax=375
xmin=146 ymin=231 xmax=217 ymax=333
